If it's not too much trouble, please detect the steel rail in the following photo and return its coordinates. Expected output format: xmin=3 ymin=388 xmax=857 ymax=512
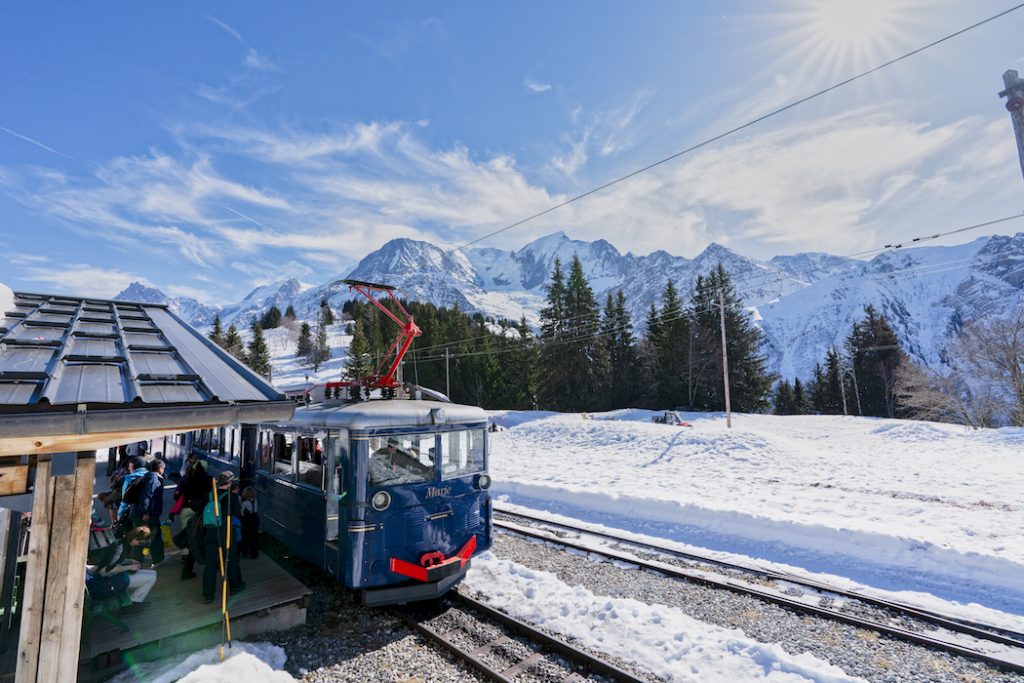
xmin=388 ymin=593 xmax=648 ymax=683
xmin=494 ymin=506 xmax=1024 ymax=647
xmin=493 ymin=512 xmax=1024 ymax=675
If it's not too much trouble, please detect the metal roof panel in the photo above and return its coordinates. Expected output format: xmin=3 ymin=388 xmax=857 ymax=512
xmin=0 ymin=346 xmax=55 ymax=374
xmin=52 ymin=364 xmax=127 ymax=404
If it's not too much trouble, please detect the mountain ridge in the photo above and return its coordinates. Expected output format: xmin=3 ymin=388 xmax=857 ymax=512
xmin=115 ymin=231 xmax=1024 ymax=380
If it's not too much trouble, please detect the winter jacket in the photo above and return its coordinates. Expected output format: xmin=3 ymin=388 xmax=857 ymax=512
xmin=130 ymin=472 xmax=164 ymax=519
xmin=116 ymin=469 xmax=147 ymax=519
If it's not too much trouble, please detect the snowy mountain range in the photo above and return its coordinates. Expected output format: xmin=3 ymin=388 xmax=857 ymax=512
xmin=114 ymin=231 xmax=1024 ymax=380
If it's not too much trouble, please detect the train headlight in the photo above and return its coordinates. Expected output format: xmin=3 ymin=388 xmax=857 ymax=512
xmin=371 ymin=491 xmax=391 ymax=511
xmin=476 ymin=474 xmax=491 ymax=490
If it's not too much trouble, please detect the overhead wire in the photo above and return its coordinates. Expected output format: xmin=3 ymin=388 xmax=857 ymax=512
xmin=452 ymin=3 xmax=1024 ymax=253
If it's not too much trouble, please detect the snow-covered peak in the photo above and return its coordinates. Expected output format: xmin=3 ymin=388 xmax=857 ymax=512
xmin=115 ymin=281 xmax=168 ymax=304
xmin=114 ymin=282 xmax=218 ymax=328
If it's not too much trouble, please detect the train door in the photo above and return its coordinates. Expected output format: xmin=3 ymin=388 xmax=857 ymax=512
xmin=323 ymin=430 xmax=347 ymax=578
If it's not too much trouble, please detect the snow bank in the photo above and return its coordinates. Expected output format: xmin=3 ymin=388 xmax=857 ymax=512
xmin=464 ymin=552 xmax=865 ymax=683
xmin=0 ymin=282 xmax=13 ymax=319
xmin=109 ymin=642 xmax=293 ymax=683
xmin=489 ymin=411 xmax=1024 ymax=616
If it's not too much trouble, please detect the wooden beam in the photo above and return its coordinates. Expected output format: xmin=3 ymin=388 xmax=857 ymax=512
xmin=55 ymin=456 xmax=95 ymax=681
xmin=14 ymin=459 xmax=53 ymax=683
xmin=0 ymin=465 xmax=29 ymax=496
xmin=0 ymin=425 xmax=221 ymax=458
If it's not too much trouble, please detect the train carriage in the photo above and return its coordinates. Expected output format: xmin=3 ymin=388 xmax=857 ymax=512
xmin=185 ymin=397 xmax=493 ymax=606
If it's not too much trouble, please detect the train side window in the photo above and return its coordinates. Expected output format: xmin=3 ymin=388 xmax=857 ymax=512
xmin=258 ymin=430 xmax=272 ymax=472
xmin=297 ymin=437 xmax=324 ymax=488
xmin=273 ymin=432 xmax=294 ymax=479
xmin=440 ymin=429 xmax=485 ymax=479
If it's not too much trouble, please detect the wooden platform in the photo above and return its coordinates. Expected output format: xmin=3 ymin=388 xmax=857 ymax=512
xmin=80 ymin=551 xmax=310 ymax=676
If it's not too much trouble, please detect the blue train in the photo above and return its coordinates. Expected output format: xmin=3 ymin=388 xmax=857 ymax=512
xmin=181 ymin=396 xmax=493 ymax=606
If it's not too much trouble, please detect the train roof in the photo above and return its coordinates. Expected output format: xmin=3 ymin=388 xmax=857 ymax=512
xmin=259 ymin=399 xmax=487 ymax=431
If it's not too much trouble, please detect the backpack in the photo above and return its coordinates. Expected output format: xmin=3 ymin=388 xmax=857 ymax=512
xmin=121 ymin=474 xmax=148 ymax=507
xmin=202 ymin=491 xmax=228 ymax=528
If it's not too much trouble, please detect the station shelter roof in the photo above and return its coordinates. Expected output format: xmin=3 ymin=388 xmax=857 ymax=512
xmin=0 ymin=291 xmax=294 ymax=455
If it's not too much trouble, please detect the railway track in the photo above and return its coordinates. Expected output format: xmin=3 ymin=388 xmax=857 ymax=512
xmin=493 ymin=506 xmax=1024 ymax=676
xmin=389 ymin=592 xmax=649 ymax=683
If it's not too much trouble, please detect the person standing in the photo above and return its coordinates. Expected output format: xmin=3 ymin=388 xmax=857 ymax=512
xmin=202 ymin=471 xmax=244 ymax=603
xmin=174 ymin=453 xmax=211 ymax=581
xmin=130 ymin=459 xmax=166 ymax=567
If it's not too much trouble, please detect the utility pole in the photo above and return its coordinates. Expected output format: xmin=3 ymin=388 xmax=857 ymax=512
xmin=836 ymin=346 xmax=848 ymax=417
xmin=998 ymin=69 xmax=1024 ymax=181
xmin=445 ymin=347 xmax=451 ymax=399
xmin=718 ymin=288 xmax=732 ymax=429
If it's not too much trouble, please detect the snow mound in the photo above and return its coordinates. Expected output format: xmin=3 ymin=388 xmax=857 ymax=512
xmin=490 ymin=410 xmax=1024 ymax=616
xmin=464 ymin=553 xmax=865 ymax=682
xmin=108 ymin=642 xmax=292 ymax=683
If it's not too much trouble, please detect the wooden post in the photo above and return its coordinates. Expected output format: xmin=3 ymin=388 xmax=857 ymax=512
xmin=15 ymin=453 xmax=95 ymax=683
xmin=15 ymin=458 xmax=52 ymax=683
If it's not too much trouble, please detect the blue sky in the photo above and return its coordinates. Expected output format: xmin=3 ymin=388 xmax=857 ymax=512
xmin=2 ymin=1 xmax=1023 ymax=304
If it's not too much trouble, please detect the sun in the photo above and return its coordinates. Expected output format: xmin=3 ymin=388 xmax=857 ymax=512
xmin=806 ymin=0 xmax=905 ymax=66
xmin=765 ymin=0 xmax=927 ymax=85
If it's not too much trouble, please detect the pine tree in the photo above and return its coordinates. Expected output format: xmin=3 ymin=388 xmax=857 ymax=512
xmin=561 ymin=255 xmax=602 ymax=411
xmin=208 ymin=314 xmax=224 ymax=347
xmin=792 ymin=377 xmax=806 ymax=414
xmin=537 ymin=258 xmax=568 ymax=409
xmin=320 ymin=299 xmax=335 ymax=326
xmin=652 ymin=279 xmax=688 ymax=408
xmin=344 ymin=317 xmax=372 ymax=382
xmin=809 ymin=362 xmax=829 ymax=413
xmin=247 ymin=323 xmax=272 ymax=378
xmin=260 ymin=306 xmax=282 ymax=329
xmin=689 ymin=264 xmax=773 ymax=412
xmin=307 ymin=309 xmax=331 ymax=371
xmin=296 ymin=321 xmax=313 ymax=357
xmin=284 ymin=304 xmax=296 ymax=320
xmin=773 ymin=380 xmax=794 ymax=415
xmin=823 ymin=348 xmax=846 ymax=414
xmin=846 ymin=305 xmax=904 ymax=418
xmin=223 ymin=323 xmax=246 ymax=361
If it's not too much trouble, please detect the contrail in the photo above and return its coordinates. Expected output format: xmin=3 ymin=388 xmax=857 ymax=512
xmin=0 ymin=126 xmax=78 ymax=161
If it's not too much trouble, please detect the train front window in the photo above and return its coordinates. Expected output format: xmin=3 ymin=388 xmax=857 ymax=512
xmin=441 ymin=429 xmax=485 ymax=479
xmin=368 ymin=434 xmax=434 ymax=487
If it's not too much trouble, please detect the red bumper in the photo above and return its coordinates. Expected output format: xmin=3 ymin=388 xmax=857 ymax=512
xmin=390 ymin=536 xmax=477 ymax=582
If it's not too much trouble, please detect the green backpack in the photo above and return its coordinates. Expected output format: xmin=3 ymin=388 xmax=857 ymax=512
xmin=202 ymin=491 xmax=228 ymax=528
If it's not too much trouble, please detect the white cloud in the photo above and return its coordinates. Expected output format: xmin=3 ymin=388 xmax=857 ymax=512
xmin=243 ymin=48 xmax=279 ymax=71
xmin=206 ymin=15 xmax=243 ymax=42
xmin=524 ymin=77 xmax=552 ymax=93
xmin=3 ymin=107 xmax=1010 ymax=285
xmin=17 ymin=264 xmax=152 ymax=299
xmin=551 ymin=131 xmax=590 ymax=177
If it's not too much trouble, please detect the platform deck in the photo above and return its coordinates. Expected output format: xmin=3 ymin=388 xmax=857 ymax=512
xmin=81 ymin=551 xmax=310 ymax=671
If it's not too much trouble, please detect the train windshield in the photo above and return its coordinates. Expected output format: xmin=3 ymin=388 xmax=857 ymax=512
xmin=440 ymin=429 xmax=485 ymax=479
xmin=368 ymin=434 xmax=435 ymax=487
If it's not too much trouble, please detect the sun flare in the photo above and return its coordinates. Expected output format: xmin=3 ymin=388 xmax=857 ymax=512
xmin=810 ymin=0 xmax=899 ymax=55
xmin=767 ymin=0 xmax=926 ymax=86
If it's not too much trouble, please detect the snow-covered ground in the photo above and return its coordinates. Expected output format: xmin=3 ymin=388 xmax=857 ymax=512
xmin=463 ymin=553 xmax=866 ymax=683
xmin=236 ymin=320 xmax=353 ymax=391
xmin=487 ymin=410 xmax=1024 ymax=625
